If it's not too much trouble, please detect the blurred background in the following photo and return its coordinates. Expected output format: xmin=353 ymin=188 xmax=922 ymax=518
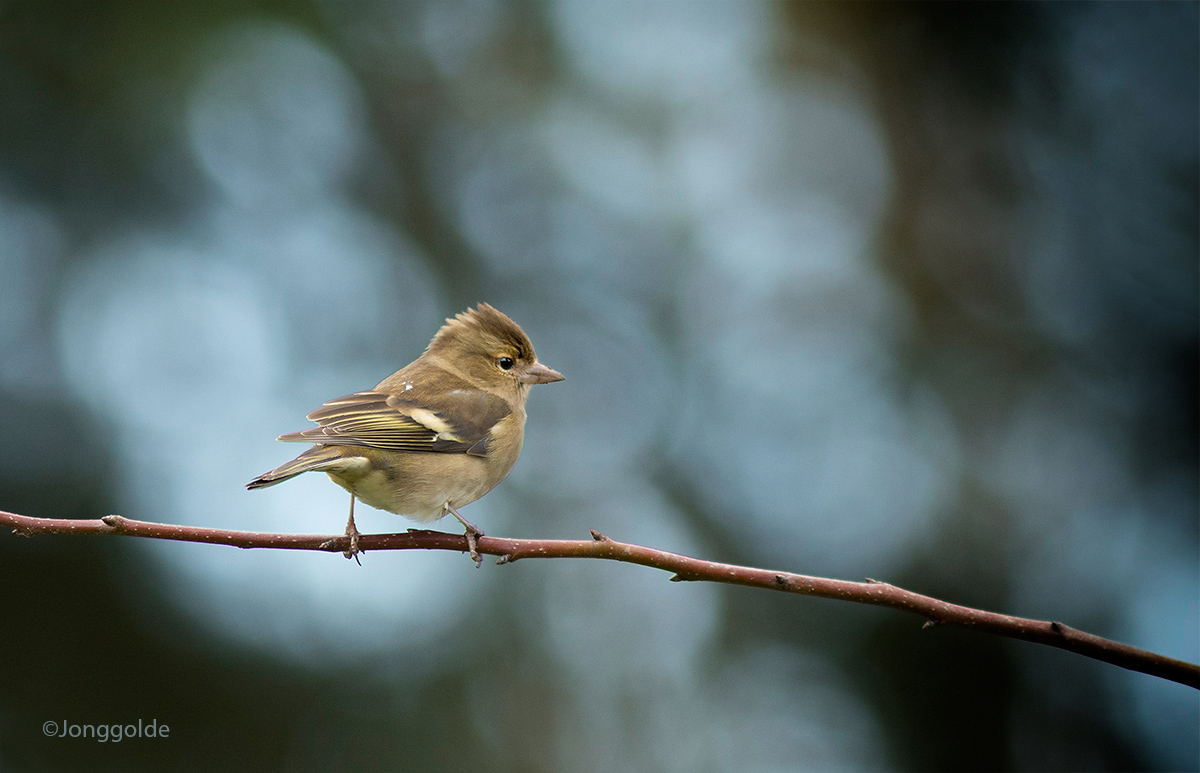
xmin=0 ymin=1 xmax=1196 ymax=770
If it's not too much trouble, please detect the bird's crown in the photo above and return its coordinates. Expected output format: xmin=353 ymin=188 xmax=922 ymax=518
xmin=427 ymin=303 xmax=535 ymax=361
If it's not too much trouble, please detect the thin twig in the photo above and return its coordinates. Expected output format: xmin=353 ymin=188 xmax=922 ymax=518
xmin=3 ymin=509 xmax=1197 ymax=690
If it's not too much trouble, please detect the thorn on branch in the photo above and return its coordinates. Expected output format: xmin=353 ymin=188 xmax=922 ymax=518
xmin=1051 ymin=621 xmax=1063 ymax=634
xmin=865 ymin=577 xmax=879 ymax=583
xmin=590 ymin=530 xmax=608 ymax=542
xmin=922 ymin=619 xmax=942 ymax=629
xmin=496 ymin=554 xmax=513 ymax=565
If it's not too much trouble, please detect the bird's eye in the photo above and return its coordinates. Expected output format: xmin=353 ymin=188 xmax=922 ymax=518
xmin=498 ymin=356 xmax=514 ymax=370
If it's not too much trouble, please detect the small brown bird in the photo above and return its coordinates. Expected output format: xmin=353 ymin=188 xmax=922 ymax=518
xmin=247 ymin=304 xmax=563 ymax=563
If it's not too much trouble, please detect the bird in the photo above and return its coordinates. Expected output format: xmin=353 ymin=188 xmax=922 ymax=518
xmin=247 ymin=303 xmax=563 ymax=564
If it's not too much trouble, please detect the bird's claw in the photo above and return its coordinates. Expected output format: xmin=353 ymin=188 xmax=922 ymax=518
xmin=446 ymin=505 xmax=484 ymax=568
xmin=464 ymin=527 xmax=483 ymax=568
xmin=340 ymin=519 xmax=364 ymax=565
xmin=344 ymin=531 xmax=362 ymax=565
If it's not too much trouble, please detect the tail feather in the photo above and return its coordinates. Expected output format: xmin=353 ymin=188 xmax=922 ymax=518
xmin=246 ymin=446 xmax=345 ymax=490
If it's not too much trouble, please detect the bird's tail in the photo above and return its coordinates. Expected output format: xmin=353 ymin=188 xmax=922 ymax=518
xmin=246 ymin=446 xmax=345 ymax=490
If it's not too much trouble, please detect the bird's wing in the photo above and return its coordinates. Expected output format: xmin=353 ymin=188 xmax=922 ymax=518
xmin=277 ymin=389 xmax=511 ymax=457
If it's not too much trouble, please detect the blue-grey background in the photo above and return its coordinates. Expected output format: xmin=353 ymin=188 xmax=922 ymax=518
xmin=1 ymin=2 xmax=1196 ymax=770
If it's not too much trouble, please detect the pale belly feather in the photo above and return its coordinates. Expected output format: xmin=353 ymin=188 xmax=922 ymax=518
xmin=322 ymin=453 xmax=496 ymax=523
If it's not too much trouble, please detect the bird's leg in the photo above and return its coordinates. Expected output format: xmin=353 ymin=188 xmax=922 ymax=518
xmin=319 ymin=495 xmax=363 ymax=562
xmin=343 ymin=494 xmax=363 ymax=563
xmin=446 ymin=505 xmax=483 ymax=568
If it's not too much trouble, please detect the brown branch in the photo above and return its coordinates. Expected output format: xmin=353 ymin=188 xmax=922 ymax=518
xmin=4 ymin=508 xmax=1197 ymax=690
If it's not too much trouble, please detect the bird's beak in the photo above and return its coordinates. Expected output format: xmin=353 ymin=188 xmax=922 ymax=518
xmin=521 ymin=362 xmax=565 ymax=384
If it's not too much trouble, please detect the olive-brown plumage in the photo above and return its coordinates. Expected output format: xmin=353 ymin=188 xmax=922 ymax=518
xmin=247 ymin=304 xmax=563 ymax=561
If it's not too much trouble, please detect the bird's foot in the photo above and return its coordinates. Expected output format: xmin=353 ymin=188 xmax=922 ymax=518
xmin=332 ymin=502 xmax=363 ymax=564
xmin=343 ymin=522 xmax=363 ymax=565
xmin=463 ymin=527 xmax=483 ymax=568
xmin=322 ymin=524 xmax=363 ymax=564
xmin=446 ymin=506 xmax=484 ymax=568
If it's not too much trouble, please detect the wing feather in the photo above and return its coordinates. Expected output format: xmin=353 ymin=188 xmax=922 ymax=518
xmin=277 ymin=388 xmax=511 ymax=456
